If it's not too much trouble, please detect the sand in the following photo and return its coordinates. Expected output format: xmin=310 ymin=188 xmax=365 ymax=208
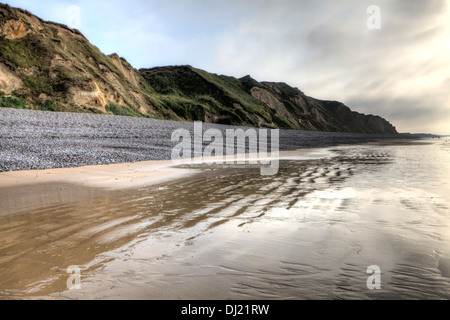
xmin=0 ymin=158 xmax=195 ymax=190
xmin=0 ymin=148 xmax=327 ymax=190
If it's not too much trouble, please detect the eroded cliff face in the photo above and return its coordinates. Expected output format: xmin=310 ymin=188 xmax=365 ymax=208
xmin=0 ymin=3 xmax=397 ymax=134
xmin=0 ymin=62 xmax=22 ymax=93
xmin=1 ymin=19 xmax=32 ymax=39
xmin=250 ymin=81 xmax=397 ymax=134
xmin=0 ymin=4 xmax=157 ymax=115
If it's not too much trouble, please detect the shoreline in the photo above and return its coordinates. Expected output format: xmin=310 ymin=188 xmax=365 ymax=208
xmin=0 ymin=107 xmax=424 ymax=190
xmin=0 ymin=107 xmax=414 ymax=173
xmin=0 ymin=158 xmax=195 ymax=190
xmin=0 ymin=148 xmax=331 ymax=190
xmin=0 ymin=139 xmax=425 ymax=191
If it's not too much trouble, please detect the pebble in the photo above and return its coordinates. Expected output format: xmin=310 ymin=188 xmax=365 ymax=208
xmin=0 ymin=108 xmax=405 ymax=172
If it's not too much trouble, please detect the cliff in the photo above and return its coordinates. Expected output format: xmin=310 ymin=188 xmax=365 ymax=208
xmin=0 ymin=3 xmax=397 ymax=134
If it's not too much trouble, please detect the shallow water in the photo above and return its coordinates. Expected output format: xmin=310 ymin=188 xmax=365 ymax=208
xmin=0 ymin=139 xmax=450 ymax=299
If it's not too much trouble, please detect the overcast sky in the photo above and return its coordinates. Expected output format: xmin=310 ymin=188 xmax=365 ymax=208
xmin=5 ymin=0 xmax=450 ymax=134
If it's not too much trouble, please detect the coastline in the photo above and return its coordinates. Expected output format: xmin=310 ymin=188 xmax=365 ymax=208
xmin=0 ymin=107 xmax=422 ymax=191
xmin=0 ymin=140 xmax=426 ymax=191
xmin=0 ymin=148 xmax=329 ymax=190
xmin=0 ymin=108 xmax=411 ymax=173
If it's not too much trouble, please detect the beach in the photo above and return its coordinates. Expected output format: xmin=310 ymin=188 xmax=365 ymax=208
xmin=1 ymin=108 xmax=449 ymax=300
xmin=0 ymin=108 xmax=404 ymax=172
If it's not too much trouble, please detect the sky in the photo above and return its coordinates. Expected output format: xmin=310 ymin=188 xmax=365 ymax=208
xmin=5 ymin=0 xmax=450 ymax=134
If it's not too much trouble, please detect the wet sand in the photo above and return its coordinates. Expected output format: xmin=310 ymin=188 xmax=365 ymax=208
xmin=1 ymin=139 xmax=450 ymax=299
xmin=0 ymin=159 xmax=196 ymax=191
xmin=0 ymin=147 xmax=324 ymax=190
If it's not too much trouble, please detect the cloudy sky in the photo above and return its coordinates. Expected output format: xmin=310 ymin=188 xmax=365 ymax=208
xmin=6 ymin=0 xmax=450 ymax=134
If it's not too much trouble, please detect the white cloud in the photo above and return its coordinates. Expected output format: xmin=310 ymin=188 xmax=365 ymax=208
xmin=207 ymin=0 xmax=450 ymax=134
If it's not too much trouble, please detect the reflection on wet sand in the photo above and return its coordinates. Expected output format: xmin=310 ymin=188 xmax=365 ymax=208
xmin=1 ymin=140 xmax=450 ymax=299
